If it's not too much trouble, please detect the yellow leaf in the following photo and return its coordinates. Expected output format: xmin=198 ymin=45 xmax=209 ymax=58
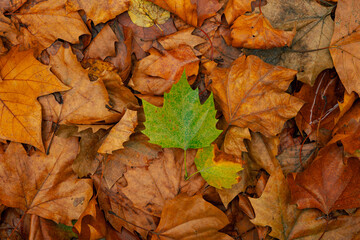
xmin=128 ymin=0 xmax=170 ymax=28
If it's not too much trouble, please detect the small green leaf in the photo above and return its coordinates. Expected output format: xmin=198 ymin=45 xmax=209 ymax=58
xmin=143 ymin=70 xmax=221 ymax=150
xmin=195 ymin=145 xmax=243 ymax=189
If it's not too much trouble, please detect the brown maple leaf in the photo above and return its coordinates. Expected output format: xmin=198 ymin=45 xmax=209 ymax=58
xmin=0 ymin=47 xmax=69 ymax=151
xmin=288 ymin=143 xmax=360 ymax=214
xmin=0 ymin=136 xmax=93 ymax=225
xmin=208 ymin=54 xmax=303 ymax=137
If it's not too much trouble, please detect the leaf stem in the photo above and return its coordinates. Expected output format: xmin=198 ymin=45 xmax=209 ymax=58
xmin=185 ymin=170 xmax=200 ymax=181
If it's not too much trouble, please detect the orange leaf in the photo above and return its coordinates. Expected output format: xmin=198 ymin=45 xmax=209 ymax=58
xmin=149 ymin=0 xmax=222 ymax=26
xmin=288 ymin=143 xmax=360 ymax=214
xmin=129 ymin=45 xmax=199 ymax=95
xmin=230 ymin=13 xmax=296 ymax=49
xmin=0 ymin=136 xmax=93 ymax=225
xmin=66 ymin=0 xmax=130 ymax=25
xmin=330 ymin=0 xmax=360 ymax=94
xmin=98 ymin=109 xmax=138 ymax=154
xmin=224 ymin=0 xmax=253 ymax=24
xmin=0 ymin=47 xmax=69 ymax=151
xmin=15 ymin=0 xmax=90 ymax=50
xmin=153 ymin=194 xmax=232 ymax=240
xmin=208 ymin=55 xmax=303 ymax=137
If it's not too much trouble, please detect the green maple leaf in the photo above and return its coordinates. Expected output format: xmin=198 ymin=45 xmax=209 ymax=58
xmin=194 ymin=145 xmax=243 ymax=189
xmin=142 ymin=70 xmax=222 ymax=150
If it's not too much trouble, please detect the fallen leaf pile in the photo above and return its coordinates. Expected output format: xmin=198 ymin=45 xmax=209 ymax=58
xmin=0 ymin=0 xmax=359 ymax=239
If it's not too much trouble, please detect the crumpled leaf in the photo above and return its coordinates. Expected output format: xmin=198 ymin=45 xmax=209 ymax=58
xmin=143 ymin=70 xmax=221 ymax=150
xmin=66 ymin=0 xmax=130 ymax=25
xmin=0 ymin=136 xmax=93 ymax=226
xmin=258 ymin=0 xmax=334 ymax=85
xmin=149 ymin=0 xmax=222 ymax=27
xmin=194 ymin=145 xmax=243 ymax=189
xmin=288 ymin=143 xmax=360 ymax=214
xmin=152 ymin=194 xmax=232 ymax=240
xmin=224 ymin=0 xmax=252 ymax=24
xmin=40 ymin=43 xmax=121 ymax=125
xmin=0 ymin=47 xmax=69 ymax=151
xmin=223 ymin=126 xmax=250 ymax=155
xmin=129 ymin=45 xmax=200 ymax=95
xmin=208 ymin=54 xmax=303 ymax=137
xmin=98 ymin=109 xmax=138 ymax=154
xmin=128 ymin=0 xmax=170 ymax=28
xmin=250 ymin=170 xmax=301 ymax=240
xmin=15 ymin=0 xmax=90 ymax=50
xmin=230 ymin=13 xmax=296 ymax=49
xmin=330 ymin=0 xmax=360 ymax=94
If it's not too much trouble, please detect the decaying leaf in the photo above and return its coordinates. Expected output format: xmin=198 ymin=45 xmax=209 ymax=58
xmin=66 ymin=0 xmax=130 ymax=25
xmin=288 ymin=143 xmax=360 ymax=214
xmin=230 ymin=13 xmax=296 ymax=49
xmin=208 ymin=54 xmax=303 ymax=137
xmin=194 ymin=145 xmax=243 ymax=189
xmin=0 ymin=47 xmax=69 ymax=151
xmin=0 ymin=136 xmax=93 ymax=225
xmin=143 ymin=71 xmax=221 ymax=150
xmin=330 ymin=0 xmax=360 ymax=94
xmin=153 ymin=194 xmax=232 ymax=240
xmin=128 ymin=0 xmax=170 ymax=28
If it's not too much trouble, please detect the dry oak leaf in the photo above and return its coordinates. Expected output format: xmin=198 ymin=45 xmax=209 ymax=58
xmin=250 ymin=170 xmax=301 ymax=240
xmin=129 ymin=45 xmax=199 ymax=95
xmin=152 ymin=194 xmax=232 ymax=240
xmin=66 ymin=0 xmax=130 ymax=25
xmin=98 ymin=109 xmax=138 ymax=154
xmin=330 ymin=0 xmax=360 ymax=94
xmin=288 ymin=143 xmax=360 ymax=214
xmin=41 ymin=44 xmax=121 ymax=125
xmin=15 ymin=0 xmax=90 ymax=50
xmin=259 ymin=0 xmax=334 ymax=86
xmin=149 ymin=0 xmax=222 ymax=27
xmin=231 ymin=13 xmax=296 ymax=49
xmin=208 ymin=54 xmax=303 ymax=137
xmin=224 ymin=0 xmax=252 ymax=25
xmin=84 ymin=24 xmax=118 ymax=61
xmin=0 ymin=47 xmax=69 ymax=151
xmin=0 ymin=136 xmax=93 ymax=226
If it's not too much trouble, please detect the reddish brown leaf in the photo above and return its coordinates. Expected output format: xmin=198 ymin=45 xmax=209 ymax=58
xmin=288 ymin=143 xmax=360 ymax=214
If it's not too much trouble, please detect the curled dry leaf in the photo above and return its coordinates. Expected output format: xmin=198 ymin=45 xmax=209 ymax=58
xmin=288 ymin=143 xmax=360 ymax=214
xmin=208 ymin=54 xmax=303 ymax=137
xmin=0 ymin=136 xmax=93 ymax=226
xmin=230 ymin=13 xmax=296 ymax=49
xmin=66 ymin=0 xmax=130 ymax=25
xmin=98 ymin=109 xmax=138 ymax=154
xmin=84 ymin=24 xmax=118 ymax=60
xmin=149 ymin=0 xmax=222 ymax=27
xmin=223 ymin=126 xmax=250 ymax=155
xmin=152 ymin=194 xmax=232 ymax=240
xmin=128 ymin=0 xmax=170 ymax=28
xmin=250 ymin=170 xmax=300 ymax=240
xmin=157 ymin=27 xmax=206 ymax=50
xmin=224 ymin=0 xmax=252 ymax=25
xmin=0 ymin=47 xmax=69 ymax=151
xmin=330 ymin=0 xmax=360 ymax=94
xmin=129 ymin=45 xmax=199 ymax=95
xmin=15 ymin=0 xmax=90 ymax=50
